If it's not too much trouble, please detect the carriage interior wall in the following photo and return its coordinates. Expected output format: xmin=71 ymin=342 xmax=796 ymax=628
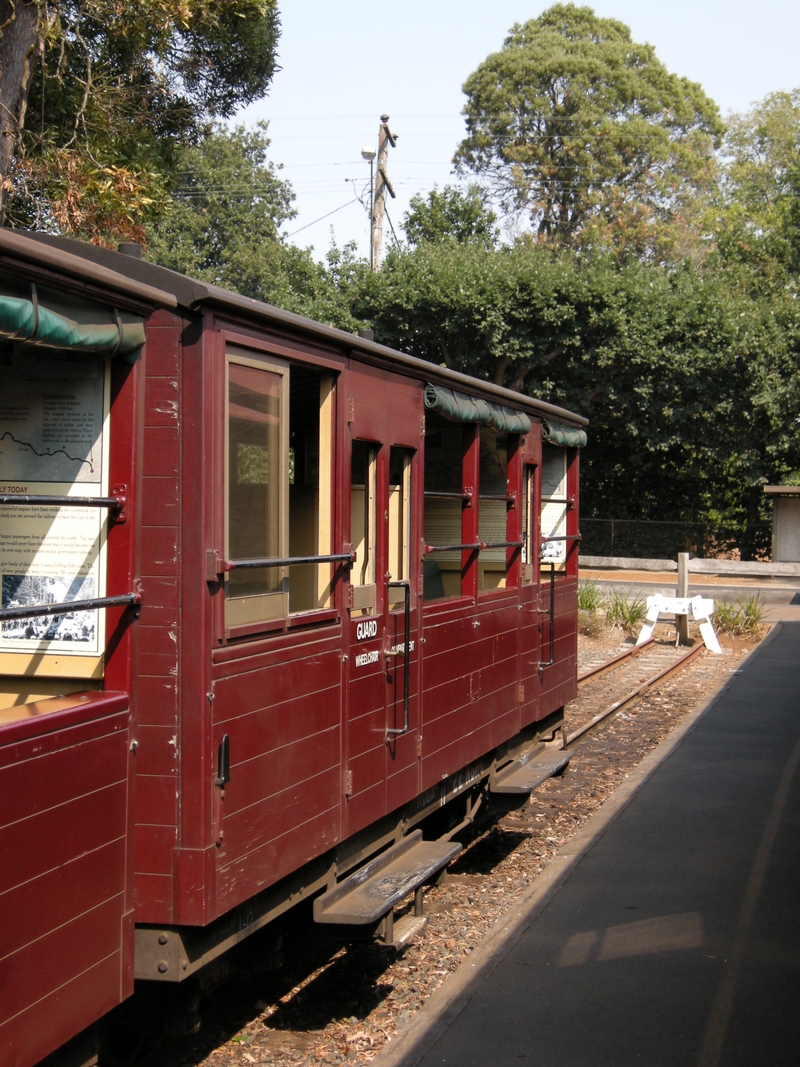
xmin=0 ymin=230 xmax=585 ymax=1067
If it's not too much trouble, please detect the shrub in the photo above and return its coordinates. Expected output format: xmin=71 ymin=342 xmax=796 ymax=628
xmin=578 ymin=608 xmax=605 ymax=638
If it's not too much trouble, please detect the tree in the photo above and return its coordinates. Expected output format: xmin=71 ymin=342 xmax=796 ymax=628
xmin=402 ymin=184 xmax=498 ymax=248
xmin=713 ymin=89 xmax=800 ymax=280
xmin=147 ymin=123 xmax=295 ymax=296
xmin=454 ymin=4 xmax=723 ymax=260
xmin=0 ymin=1 xmax=280 ymax=243
xmin=147 ymin=123 xmax=369 ymax=331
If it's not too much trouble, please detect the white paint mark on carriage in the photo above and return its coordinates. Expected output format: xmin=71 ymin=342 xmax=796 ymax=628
xmin=356 ymin=619 xmax=378 ymax=640
xmin=354 ymin=649 xmax=380 ymax=667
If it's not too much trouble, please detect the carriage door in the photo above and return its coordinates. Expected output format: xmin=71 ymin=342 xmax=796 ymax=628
xmin=344 ymin=371 xmax=422 ymax=836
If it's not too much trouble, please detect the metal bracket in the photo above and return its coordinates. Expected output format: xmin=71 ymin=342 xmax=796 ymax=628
xmin=111 ymin=484 xmax=128 ymax=522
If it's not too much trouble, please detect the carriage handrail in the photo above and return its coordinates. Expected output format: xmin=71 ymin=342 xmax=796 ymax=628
xmin=219 ymin=551 xmax=355 ymax=572
xmin=0 ymin=592 xmax=140 ymax=622
xmin=423 ymin=542 xmax=482 ymax=554
xmin=0 ymin=493 xmax=123 ymax=509
xmin=423 ymin=540 xmax=523 ymax=554
xmin=423 ymin=490 xmax=471 ymax=500
xmin=538 ymin=563 xmax=556 ymax=669
xmin=386 ymin=580 xmax=411 ymax=740
xmin=540 ymin=533 xmax=582 ymax=543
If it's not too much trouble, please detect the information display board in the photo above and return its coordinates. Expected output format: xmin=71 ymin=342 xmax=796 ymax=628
xmin=0 ymin=349 xmax=109 ymax=660
xmin=541 ymin=447 xmax=568 ymax=564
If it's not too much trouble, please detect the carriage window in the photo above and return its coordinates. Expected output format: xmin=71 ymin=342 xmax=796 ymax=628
xmin=423 ymin=411 xmax=464 ymax=601
xmin=225 ymin=352 xmax=334 ymax=632
xmin=288 ymin=365 xmax=334 ymax=613
xmin=541 ymin=447 xmax=568 ymax=570
xmin=388 ymin=447 xmax=412 ymax=609
xmin=350 ymin=440 xmax=377 ymax=616
xmin=478 ymin=426 xmax=509 ymax=591
xmin=226 ymin=360 xmax=286 ymax=626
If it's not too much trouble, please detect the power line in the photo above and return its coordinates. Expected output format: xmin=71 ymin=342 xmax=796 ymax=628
xmin=384 ymin=205 xmax=401 ymax=249
xmin=284 ymin=197 xmax=360 ymax=237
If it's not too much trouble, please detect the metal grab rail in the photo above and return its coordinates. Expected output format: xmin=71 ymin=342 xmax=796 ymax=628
xmin=540 ymin=533 xmax=582 ymax=543
xmin=0 ymin=494 xmax=123 ymax=509
xmin=424 ymin=542 xmax=481 ymax=554
xmin=0 ymin=592 xmax=139 ymax=622
xmin=218 ymin=551 xmax=355 ymax=572
xmin=423 ymin=540 xmax=523 ymax=554
xmin=538 ymin=563 xmax=556 ymax=669
xmin=386 ymin=580 xmax=411 ymax=739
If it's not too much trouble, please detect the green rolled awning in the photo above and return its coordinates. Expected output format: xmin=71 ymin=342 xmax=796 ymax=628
xmin=542 ymin=419 xmax=587 ymax=448
xmin=0 ymin=294 xmax=145 ymax=355
xmin=424 ymin=382 xmax=531 ymax=434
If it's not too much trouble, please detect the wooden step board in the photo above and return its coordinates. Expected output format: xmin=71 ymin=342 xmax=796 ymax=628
xmin=490 ymin=746 xmax=572 ymax=794
xmin=314 ymin=830 xmax=461 ymax=925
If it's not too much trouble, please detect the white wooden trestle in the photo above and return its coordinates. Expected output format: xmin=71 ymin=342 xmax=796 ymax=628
xmin=636 ymin=595 xmax=721 ymax=654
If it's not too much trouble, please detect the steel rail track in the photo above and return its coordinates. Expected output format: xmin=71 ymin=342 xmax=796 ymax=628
xmin=564 ymin=641 xmax=706 ymax=749
xmin=577 ymin=636 xmax=654 ymax=685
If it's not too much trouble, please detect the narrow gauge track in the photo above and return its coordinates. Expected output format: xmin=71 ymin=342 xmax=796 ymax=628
xmin=121 ymin=634 xmax=744 ymax=1067
xmin=565 ymin=638 xmax=705 ymax=747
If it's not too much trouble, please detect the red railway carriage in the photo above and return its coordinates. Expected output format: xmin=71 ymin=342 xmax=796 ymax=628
xmin=0 ymin=229 xmax=586 ymax=1067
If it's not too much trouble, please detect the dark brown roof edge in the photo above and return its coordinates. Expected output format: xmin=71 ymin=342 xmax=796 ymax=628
xmin=0 ymin=228 xmax=178 ymax=309
xmin=202 ymin=285 xmax=589 ymax=428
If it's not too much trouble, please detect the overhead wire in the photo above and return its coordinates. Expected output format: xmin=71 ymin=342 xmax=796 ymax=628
xmin=284 ymin=197 xmax=360 ymax=237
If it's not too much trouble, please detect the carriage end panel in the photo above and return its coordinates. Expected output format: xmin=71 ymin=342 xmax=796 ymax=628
xmin=0 ymin=694 xmax=132 ymax=1067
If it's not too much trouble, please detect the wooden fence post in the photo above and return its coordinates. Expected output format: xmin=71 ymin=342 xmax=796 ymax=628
xmin=676 ymin=552 xmax=690 ymax=644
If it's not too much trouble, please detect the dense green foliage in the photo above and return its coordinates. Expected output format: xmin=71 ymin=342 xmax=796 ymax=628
xmin=402 ymin=185 xmax=499 ymax=248
xmin=455 ymin=4 xmax=723 ymax=261
xmin=2 ymin=1 xmax=280 ymax=244
xmin=340 ymin=239 xmax=800 ymax=535
xmin=148 ymin=123 xmax=301 ymax=304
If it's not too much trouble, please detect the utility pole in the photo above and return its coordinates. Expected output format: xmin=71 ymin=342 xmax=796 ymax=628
xmin=360 ymin=145 xmax=376 ymax=264
xmin=370 ymin=114 xmax=396 ymax=272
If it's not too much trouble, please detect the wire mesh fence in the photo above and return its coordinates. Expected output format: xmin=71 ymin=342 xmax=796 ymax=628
xmin=580 ymin=519 xmax=772 ymax=561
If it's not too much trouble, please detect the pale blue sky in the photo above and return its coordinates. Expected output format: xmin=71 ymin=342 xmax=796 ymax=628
xmin=237 ymin=1 xmax=800 ymax=259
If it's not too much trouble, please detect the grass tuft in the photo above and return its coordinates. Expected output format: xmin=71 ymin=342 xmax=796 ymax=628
xmin=712 ymin=594 xmax=765 ymax=639
xmin=604 ymin=589 xmax=648 ymax=634
xmin=577 ymin=579 xmax=603 ymax=614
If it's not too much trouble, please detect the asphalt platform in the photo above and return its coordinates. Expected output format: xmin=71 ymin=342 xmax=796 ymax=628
xmin=379 ymin=623 xmax=800 ymax=1067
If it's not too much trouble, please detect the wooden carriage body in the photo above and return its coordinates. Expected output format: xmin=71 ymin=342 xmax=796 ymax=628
xmin=0 ymin=231 xmax=585 ymax=1066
